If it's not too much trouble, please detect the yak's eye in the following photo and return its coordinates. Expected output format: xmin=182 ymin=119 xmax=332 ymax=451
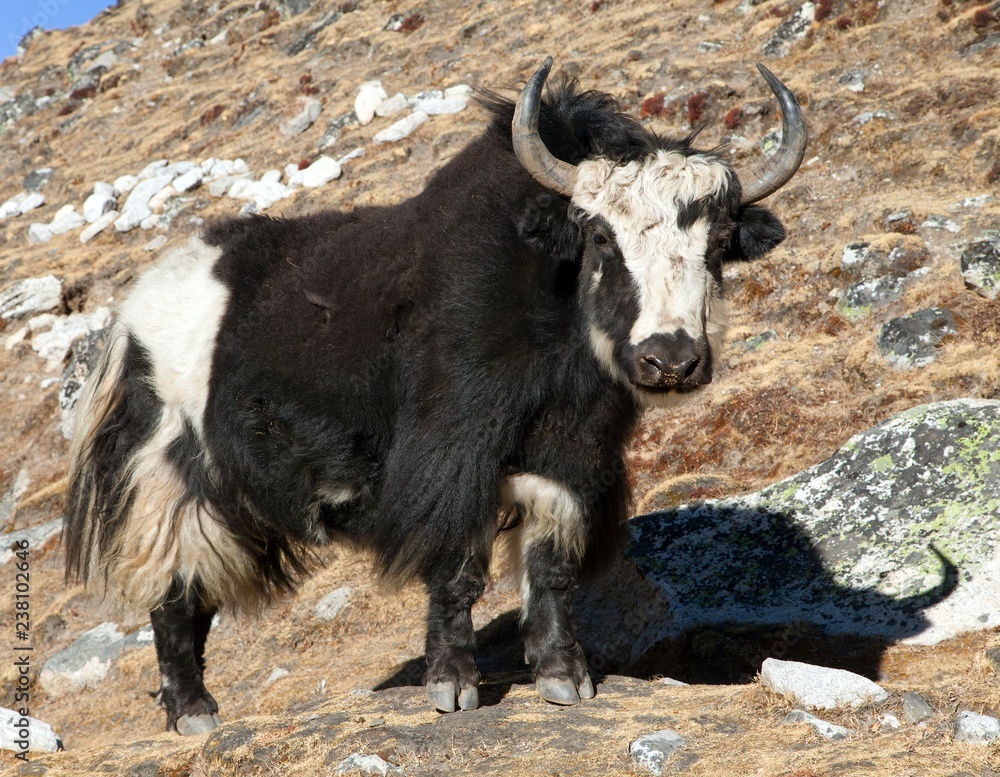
xmin=593 ymin=232 xmax=608 ymax=246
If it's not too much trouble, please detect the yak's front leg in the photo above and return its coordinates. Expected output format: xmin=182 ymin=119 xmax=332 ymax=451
xmin=423 ymin=552 xmax=486 ymax=712
xmin=506 ymin=474 xmax=594 ymax=705
xmin=149 ymin=578 xmax=221 ymax=734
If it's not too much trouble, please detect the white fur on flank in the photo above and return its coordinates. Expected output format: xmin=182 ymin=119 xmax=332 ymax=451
xmin=74 ymin=237 xmax=268 ymax=614
xmin=573 ymin=151 xmax=731 ymax=347
xmin=500 ymin=473 xmax=585 ymax=609
xmin=118 ymin=236 xmax=229 ymax=439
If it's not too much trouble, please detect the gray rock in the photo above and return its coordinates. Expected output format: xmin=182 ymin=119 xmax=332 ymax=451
xmin=0 ymin=470 xmax=29 ymax=531
xmin=836 ymin=276 xmax=906 ymax=322
xmin=334 ymin=753 xmax=402 ymax=775
xmin=23 ymin=167 xmax=53 ymax=192
xmin=954 ymin=711 xmax=1000 ymax=743
xmin=0 ymin=518 xmax=62 ymax=567
xmin=40 ymin=622 xmax=126 ymax=698
xmin=877 ymin=308 xmax=956 ymax=369
xmin=732 ymin=329 xmax=778 ymax=351
xmin=0 ymin=275 xmax=62 ymax=319
xmin=838 ymin=241 xmax=928 ymax=283
xmin=762 ymin=2 xmax=815 ymax=57
xmin=629 ymin=729 xmax=686 ymax=776
xmin=760 ymin=658 xmax=887 ymax=709
xmin=838 ymin=69 xmax=866 ymax=93
xmin=60 ymin=327 xmax=107 ymax=439
xmin=28 ymin=222 xmax=53 ymax=244
xmin=783 ymin=709 xmax=851 ymax=740
xmin=286 ymin=10 xmax=341 ymax=56
xmin=625 ymin=399 xmax=1000 ymax=650
xmin=280 ymin=96 xmax=322 ymax=136
xmin=960 ymin=239 xmax=1000 ymax=301
xmin=318 ymin=111 xmax=358 ymax=149
xmin=901 ymin=690 xmax=935 ymax=723
xmin=316 ymin=586 xmax=351 ymax=621
xmin=0 ymin=707 xmax=63 ymax=754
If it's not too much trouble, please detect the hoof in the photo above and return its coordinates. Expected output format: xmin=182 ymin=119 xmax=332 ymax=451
xmin=176 ymin=713 xmax=222 ymax=736
xmin=537 ymin=674 xmax=594 ymax=706
xmin=426 ymin=681 xmax=479 ymax=712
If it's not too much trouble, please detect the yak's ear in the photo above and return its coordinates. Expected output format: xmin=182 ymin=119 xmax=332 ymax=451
xmin=729 ymin=205 xmax=785 ymax=262
xmin=519 ymin=192 xmax=581 ymax=263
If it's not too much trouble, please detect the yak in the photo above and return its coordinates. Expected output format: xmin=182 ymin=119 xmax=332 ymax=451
xmin=64 ymin=57 xmax=806 ymax=734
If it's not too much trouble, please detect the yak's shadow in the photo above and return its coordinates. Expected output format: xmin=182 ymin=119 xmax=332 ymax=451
xmin=376 ymin=505 xmax=958 ymax=691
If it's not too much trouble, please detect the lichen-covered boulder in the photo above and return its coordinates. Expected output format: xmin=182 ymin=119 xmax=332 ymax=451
xmin=624 ymin=399 xmax=1000 ymax=648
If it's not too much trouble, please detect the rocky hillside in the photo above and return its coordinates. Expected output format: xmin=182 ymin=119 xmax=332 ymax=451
xmin=0 ymin=0 xmax=998 ymax=774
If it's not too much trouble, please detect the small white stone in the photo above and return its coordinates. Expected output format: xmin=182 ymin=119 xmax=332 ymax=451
xmin=879 ymin=713 xmax=901 ymax=730
xmin=289 ymin=156 xmax=341 ymax=188
xmin=200 ymin=157 xmax=217 ymax=174
xmin=136 ymin=159 xmax=169 ymax=180
xmin=0 ymin=276 xmax=62 ymax=319
xmin=27 ymin=313 xmax=57 ymax=332
xmin=233 ymin=158 xmax=250 ymax=175
xmin=355 ymin=80 xmax=388 ymax=126
xmin=113 ymin=174 xmax=138 ymax=195
xmin=783 ymin=709 xmax=852 ymax=740
xmin=955 ymin=710 xmax=1000 ymax=743
xmin=19 ymin=192 xmax=45 ymax=214
xmin=0 ymin=193 xmax=27 ymax=218
xmin=334 ymin=753 xmax=401 ymax=775
xmin=32 ymin=308 xmax=111 ymax=366
xmin=80 ymin=210 xmax=119 ymax=243
xmin=761 ymin=658 xmax=888 ymax=710
xmin=281 ymin=96 xmax=323 ymax=136
xmin=4 ymin=326 xmax=28 ymax=350
xmin=0 ymin=706 xmax=63 ymax=753
xmin=410 ymin=95 xmax=467 ymax=115
xmin=147 ymin=184 xmax=178 ymax=213
xmin=261 ymin=169 xmax=282 ymax=184
xmin=375 ymin=92 xmax=408 ymax=117
xmin=444 ymin=84 xmax=472 ymax=98
xmin=172 ymin=167 xmax=203 ymax=192
xmin=144 ymin=234 xmax=168 ymax=251
xmin=93 ymin=181 xmax=116 ymax=198
xmin=337 ymin=147 xmax=365 ymax=165
xmin=372 ymin=111 xmax=428 ymax=143
xmin=263 ymin=667 xmax=290 ymax=689
xmin=28 ymin=223 xmax=53 ymax=244
xmin=284 ymin=163 xmax=301 ymax=180
xmin=630 ymin=730 xmax=686 ymax=776
xmin=83 ymin=191 xmax=117 ymax=223
xmin=49 ymin=205 xmax=87 ymax=235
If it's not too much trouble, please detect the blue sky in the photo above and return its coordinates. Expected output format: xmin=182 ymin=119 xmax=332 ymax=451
xmin=1 ymin=0 xmax=114 ymax=62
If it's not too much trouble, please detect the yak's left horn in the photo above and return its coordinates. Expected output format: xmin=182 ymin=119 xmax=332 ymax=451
xmin=513 ymin=57 xmax=578 ymax=198
xmin=739 ymin=64 xmax=808 ymax=205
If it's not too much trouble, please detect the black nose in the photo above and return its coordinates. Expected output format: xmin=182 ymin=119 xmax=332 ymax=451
xmin=635 ymin=333 xmax=712 ymax=388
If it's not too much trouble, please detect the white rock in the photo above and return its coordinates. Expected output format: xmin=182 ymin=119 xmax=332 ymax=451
xmin=228 ymin=179 xmax=290 ymax=209
xmin=375 ymin=92 xmax=408 ymax=117
xmin=80 ymin=210 xmax=119 ymax=243
xmin=39 ymin=622 xmax=124 ymax=698
xmin=49 ymin=205 xmax=87 ymax=235
xmin=783 ymin=709 xmax=852 ymax=740
xmin=207 ymin=159 xmax=235 ymax=179
xmin=28 ymin=223 xmax=53 ymax=244
xmin=233 ymin=158 xmax=250 ymax=175
xmin=334 ymin=753 xmax=401 ymax=775
xmin=172 ymin=167 xmax=203 ymax=192
xmin=355 ymin=81 xmax=388 ymax=126
xmin=263 ymin=667 xmax=290 ymax=688
xmin=338 ymin=147 xmax=365 ymax=165
xmin=113 ymin=174 xmax=138 ymax=195
xmin=284 ymin=163 xmax=301 ymax=180
xmin=445 ymin=84 xmax=472 ymax=98
xmin=4 ymin=326 xmax=28 ymax=350
xmin=261 ymin=169 xmax=282 ymax=184
xmin=27 ymin=313 xmax=58 ymax=332
xmin=147 ymin=184 xmax=178 ymax=213
xmin=86 ymin=49 xmax=119 ymax=73
xmin=32 ymin=308 xmax=111 ymax=367
xmin=0 ymin=706 xmax=63 ymax=754
xmin=144 ymin=234 xmax=168 ymax=251
xmin=19 ymin=192 xmax=45 ymax=214
xmin=93 ymin=181 xmax=116 ymax=198
xmin=289 ymin=156 xmax=341 ymax=188
xmin=955 ymin=710 xmax=1000 ymax=743
xmin=316 ymin=587 xmax=352 ymax=621
xmin=136 ymin=159 xmax=169 ymax=180
xmin=116 ymin=173 xmax=174 ymax=232
xmin=761 ymin=658 xmax=888 ymax=710
xmin=163 ymin=161 xmax=198 ymax=178
xmin=83 ymin=191 xmax=117 ymax=223
xmin=410 ymin=96 xmax=467 ymax=115
xmin=0 ymin=193 xmax=27 ymax=218
xmin=629 ymin=730 xmax=686 ymax=776
xmin=372 ymin=111 xmax=428 ymax=143
xmin=208 ymin=174 xmax=251 ymax=198
xmin=0 ymin=518 xmax=61 ymax=567
xmin=880 ymin=713 xmax=901 ymax=730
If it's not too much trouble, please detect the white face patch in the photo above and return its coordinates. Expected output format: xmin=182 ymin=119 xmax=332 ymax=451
xmin=572 ymin=151 xmax=732 ymax=348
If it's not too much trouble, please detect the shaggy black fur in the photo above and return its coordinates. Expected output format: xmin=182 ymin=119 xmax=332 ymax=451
xmin=66 ymin=75 xmax=787 ymax=727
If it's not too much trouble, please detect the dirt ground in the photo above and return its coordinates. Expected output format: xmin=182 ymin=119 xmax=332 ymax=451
xmin=0 ymin=0 xmax=999 ymax=774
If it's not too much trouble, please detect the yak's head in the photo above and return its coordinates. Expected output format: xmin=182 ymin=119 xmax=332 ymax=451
xmin=512 ymin=58 xmax=807 ymax=405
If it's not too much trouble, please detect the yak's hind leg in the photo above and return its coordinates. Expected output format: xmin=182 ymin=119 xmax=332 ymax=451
xmin=422 ymin=552 xmax=486 ymax=712
xmin=504 ymin=474 xmax=594 ymax=705
xmin=150 ymin=578 xmax=221 ymax=735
